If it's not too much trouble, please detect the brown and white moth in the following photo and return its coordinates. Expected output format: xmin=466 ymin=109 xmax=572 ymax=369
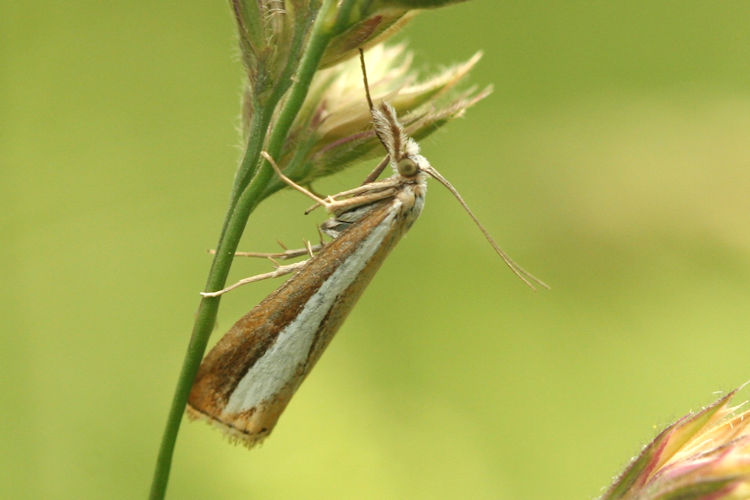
xmin=186 ymin=51 xmax=547 ymax=447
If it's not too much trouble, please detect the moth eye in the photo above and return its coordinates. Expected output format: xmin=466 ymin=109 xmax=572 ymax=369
xmin=397 ymin=157 xmax=419 ymax=177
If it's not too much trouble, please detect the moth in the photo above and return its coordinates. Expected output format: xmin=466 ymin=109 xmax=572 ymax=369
xmin=186 ymin=50 xmax=547 ymax=447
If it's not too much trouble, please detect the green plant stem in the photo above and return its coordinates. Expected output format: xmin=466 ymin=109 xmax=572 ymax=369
xmin=228 ymin=102 xmax=269 ymax=215
xmin=147 ymin=2 xmax=355 ymax=499
xmin=231 ymin=11 xmax=315 ymax=205
xmin=238 ymin=31 xmax=339 ymax=208
xmin=215 ymin=2 xmax=323 ymax=248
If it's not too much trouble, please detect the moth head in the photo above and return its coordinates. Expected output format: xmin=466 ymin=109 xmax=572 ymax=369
xmin=396 ymin=152 xmax=431 ymax=179
xmin=396 ymin=156 xmax=418 ymax=177
xmin=393 ymin=135 xmax=429 ymax=178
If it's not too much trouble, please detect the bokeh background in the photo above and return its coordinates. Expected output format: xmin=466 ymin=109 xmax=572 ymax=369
xmin=4 ymin=1 xmax=750 ymax=499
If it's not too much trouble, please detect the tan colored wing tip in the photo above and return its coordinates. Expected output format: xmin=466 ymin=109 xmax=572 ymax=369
xmin=186 ymin=404 xmax=269 ymax=449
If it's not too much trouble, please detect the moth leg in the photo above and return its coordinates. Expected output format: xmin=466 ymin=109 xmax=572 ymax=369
xmin=302 ymin=178 xmax=401 ymax=215
xmin=360 ymin=155 xmax=390 ymax=185
xmin=316 ymin=180 xmax=400 ymax=204
xmin=306 ymin=185 xmax=327 ymax=200
xmin=207 ymin=244 xmax=324 ymax=261
xmin=304 ymin=240 xmax=316 ymax=258
xmin=200 ymin=260 xmax=308 ymax=297
xmin=261 ymin=151 xmax=335 ymax=209
xmin=261 ymin=151 xmax=399 ymax=214
xmin=314 ymin=189 xmax=400 ymax=216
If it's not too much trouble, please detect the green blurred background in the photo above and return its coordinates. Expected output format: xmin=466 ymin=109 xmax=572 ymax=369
xmin=4 ymin=1 xmax=750 ymax=499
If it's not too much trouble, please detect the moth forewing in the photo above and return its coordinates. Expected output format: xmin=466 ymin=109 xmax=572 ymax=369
xmin=187 ymin=177 xmax=426 ymax=447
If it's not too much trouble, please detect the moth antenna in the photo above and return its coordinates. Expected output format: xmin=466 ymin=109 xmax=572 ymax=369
xmin=359 ymin=48 xmax=395 ymax=175
xmin=422 ymin=165 xmax=550 ymax=291
xmin=358 ymin=48 xmax=374 ymax=112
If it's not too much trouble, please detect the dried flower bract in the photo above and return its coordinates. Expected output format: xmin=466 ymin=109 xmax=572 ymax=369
xmin=260 ymin=42 xmax=490 ymax=197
